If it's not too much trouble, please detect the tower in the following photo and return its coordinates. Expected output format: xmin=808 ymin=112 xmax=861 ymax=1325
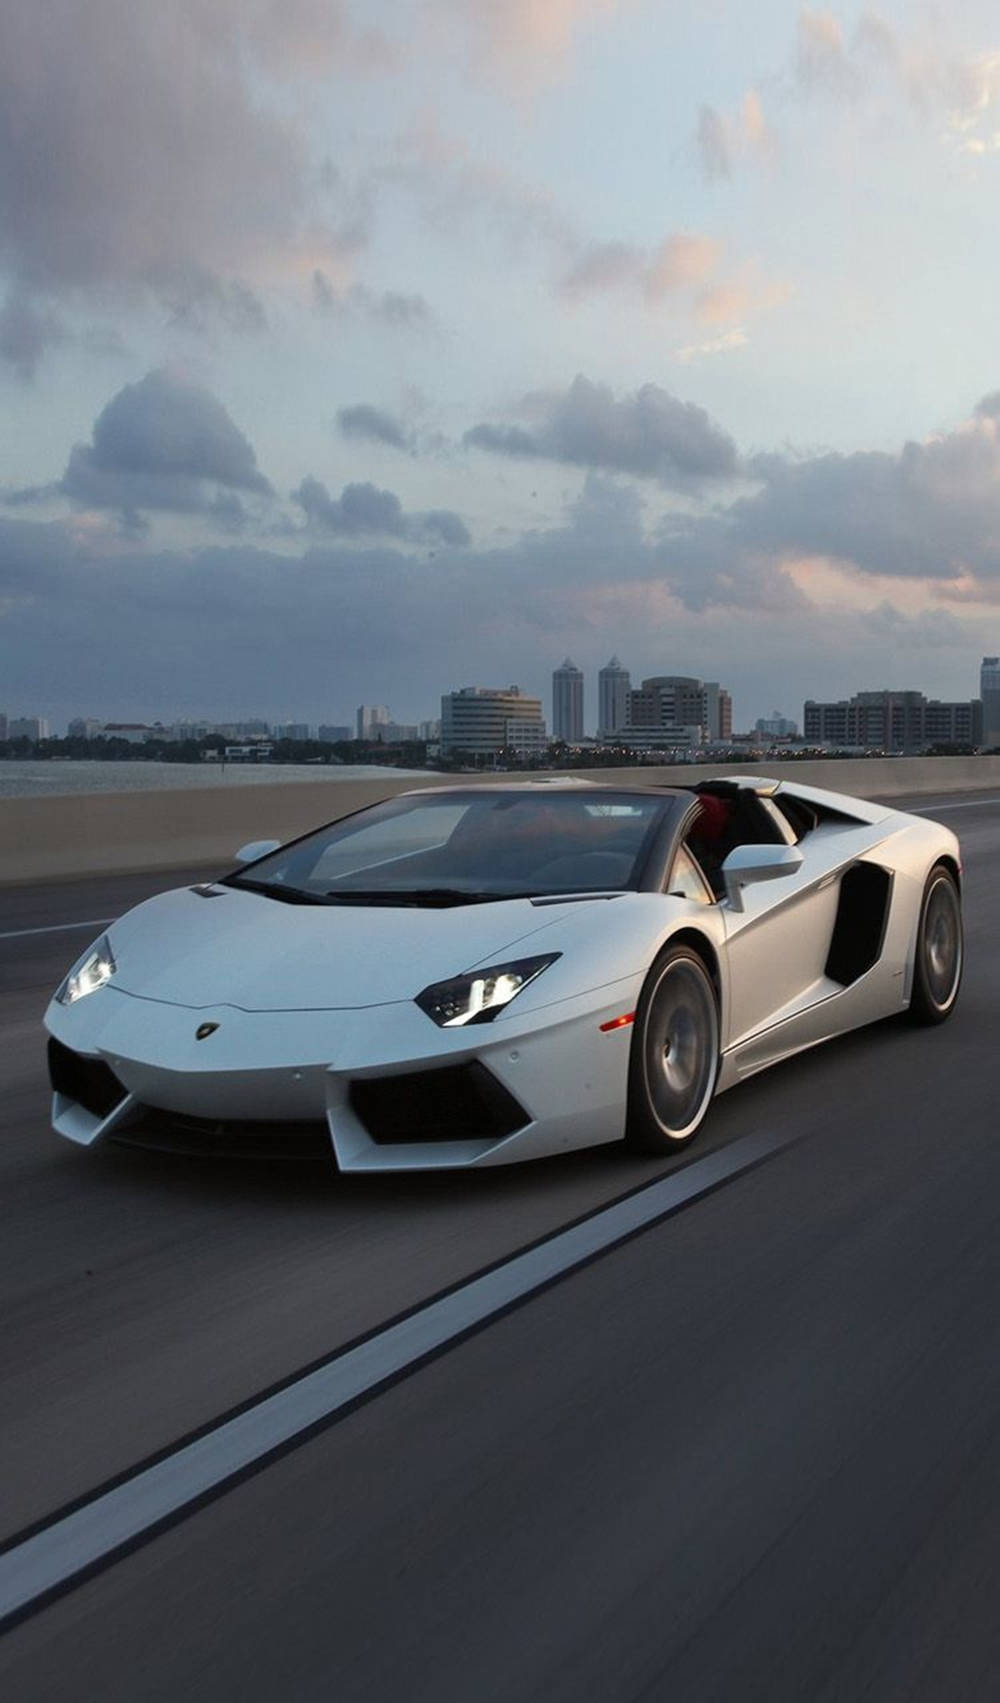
xmin=598 ymin=656 xmax=630 ymax=737
xmin=552 ymin=658 xmax=584 ymax=743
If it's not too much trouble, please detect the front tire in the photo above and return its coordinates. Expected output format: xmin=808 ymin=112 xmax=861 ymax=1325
xmin=908 ymin=864 xmax=963 ymax=1025
xmin=626 ymin=946 xmax=719 ymax=1155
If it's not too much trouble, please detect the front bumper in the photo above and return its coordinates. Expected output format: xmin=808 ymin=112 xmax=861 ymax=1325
xmin=44 ymin=976 xmax=640 ymax=1170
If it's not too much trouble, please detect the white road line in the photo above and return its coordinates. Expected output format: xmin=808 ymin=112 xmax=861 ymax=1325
xmin=0 ymin=918 xmax=114 ymax=943
xmin=909 ymin=798 xmax=1000 ymax=814
xmin=0 ymin=1123 xmax=797 ymax=1628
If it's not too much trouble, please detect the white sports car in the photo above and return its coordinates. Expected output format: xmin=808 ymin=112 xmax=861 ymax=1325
xmin=45 ymin=776 xmax=963 ymax=1171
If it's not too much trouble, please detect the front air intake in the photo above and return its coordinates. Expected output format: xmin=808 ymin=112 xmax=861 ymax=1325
xmin=47 ymin=1038 xmax=128 ymax=1120
xmin=349 ymin=1062 xmax=529 ymax=1146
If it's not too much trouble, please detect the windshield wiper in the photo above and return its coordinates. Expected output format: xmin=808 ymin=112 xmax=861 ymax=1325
xmin=323 ymin=887 xmax=513 ymax=908
xmin=224 ymin=878 xmax=333 ymax=906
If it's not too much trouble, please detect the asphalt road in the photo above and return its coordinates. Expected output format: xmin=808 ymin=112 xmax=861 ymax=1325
xmin=1 ymin=792 xmax=998 ymax=1700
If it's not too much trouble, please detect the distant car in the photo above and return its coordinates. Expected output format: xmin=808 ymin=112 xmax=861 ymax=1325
xmin=45 ymin=776 xmax=963 ymax=1171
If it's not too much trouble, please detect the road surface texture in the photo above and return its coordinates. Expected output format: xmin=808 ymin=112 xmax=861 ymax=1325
xmin=1 ymin=792 xmax=998 ymax=1700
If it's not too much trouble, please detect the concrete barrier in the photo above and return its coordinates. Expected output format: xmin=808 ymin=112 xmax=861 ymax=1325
xmin=3 ymin=755 xmax=999 ymax=886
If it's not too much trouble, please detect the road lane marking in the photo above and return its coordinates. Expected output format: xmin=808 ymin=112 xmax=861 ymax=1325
xmin=909 ymin=798 xmax=1000 ymax=813
xmin=0 ymin=918 xmax=115 ymax=943
xmin=0 ymin=1123 xmax=799 ymax=1629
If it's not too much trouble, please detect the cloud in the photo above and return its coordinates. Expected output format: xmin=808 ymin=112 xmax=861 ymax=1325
xmin=695 ymin=91 xmax=775 ymax=181
xmin=560 ymin=241 xmax=641 ymax=297
xmin=1 ymin=477 xmax=980 ymax=735
xmin=561 ymin=231 xmax=720 ymax=302
xmin=0 ymin=288 xmax=64 ymax=380
xmin=796 ymin=9 xmax=854 ymax=93
xmin=0 ymin=4 xmax=302 ymax=297
xmin=559 ymin=227 xmax=787 ymax=327
xmin=694 ymin=261 xmax=791 ymax=326
xmin=735 ymin=411 xmax=1000 ymax=581
xmin=761 ymin=8 xmax=1000 ymax=165
xmin=675 ymin=329 xmax=749 ymax=364
xmin=430 ymin=0 xmax=623 ymax=90
xmin=311 ymin=270 xmax=432 ymax=327
xmin=643 ymin=233 xmax=721 ymax=299
xmin=292 ymin=476 xmax=470 ymax=546
xmin=465 ymin=374 xmax=738 ymax=483
xmin=0 ymin=0 xmax=395 ymax=331
xmin=293 ymin=477 xmax=405 ymax=536
xmin=696 ymin=106 xmax=733 ymax=180
xmin=51 ymin=370 xmax=271 ymax=521
xmin=337 ymin=404 xmax=410 ymax=450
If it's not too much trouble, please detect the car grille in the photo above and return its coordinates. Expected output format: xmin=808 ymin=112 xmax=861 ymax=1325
xmin=48 ymin=1038 xmax=128 ymax=1120
xmin=349 ymin=1061 xmax=529 ymax=1146
xmin=111 ymin=1107 xmax=333 ymax=1160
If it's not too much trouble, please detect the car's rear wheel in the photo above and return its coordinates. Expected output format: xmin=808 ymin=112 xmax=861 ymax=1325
xmin=626 ymin=945 xmax=719 ymax=1154
xmin=908 ymin=864 xmax=963 ymax=1025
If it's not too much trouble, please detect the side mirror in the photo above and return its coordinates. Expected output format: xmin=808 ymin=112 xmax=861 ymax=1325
xmin=234 ymin=838 xmax=282 ymax=864
xmin=721 ymin=843 xmax=804 ymax=912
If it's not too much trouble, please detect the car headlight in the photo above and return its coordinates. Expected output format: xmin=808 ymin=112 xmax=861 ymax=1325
xmin=416 ymin=953 xmax=560 ymax=1027
xmin=55 ymin=934 xmax=117 ymax=1005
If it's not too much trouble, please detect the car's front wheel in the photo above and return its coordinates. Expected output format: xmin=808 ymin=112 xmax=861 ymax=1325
xmin=908 ymin=864 xmax=963 ymax=1025
xmin=626 ymin=945 xmax=719 ymax=1155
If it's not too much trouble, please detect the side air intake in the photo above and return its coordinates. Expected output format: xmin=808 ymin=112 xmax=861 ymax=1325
xmin=825 ymin=864 xmax=893 ymax=986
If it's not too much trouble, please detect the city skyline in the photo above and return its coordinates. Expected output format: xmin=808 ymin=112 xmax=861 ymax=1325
xmin=4 ymin=5 xmax=1000 ymax=726
xmin=3 ymin=648 xmax=990 ymax=745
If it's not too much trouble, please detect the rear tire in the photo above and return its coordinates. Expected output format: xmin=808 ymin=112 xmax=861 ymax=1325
xmin=908 ymin=864 xmax=963 ymax=1025
xmin=625 ymin=946 xmax=719 ymax=1155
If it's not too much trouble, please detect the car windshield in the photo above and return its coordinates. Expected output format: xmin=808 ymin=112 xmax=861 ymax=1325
xmin=224 ymin=790 xmax=667 ymax=905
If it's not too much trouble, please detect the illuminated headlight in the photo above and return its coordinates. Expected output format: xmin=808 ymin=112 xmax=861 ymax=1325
xmin=55 ymin=935 xmax=117 ymax=1005
xmin=416 ymin=953 xmax=560 ymax=1027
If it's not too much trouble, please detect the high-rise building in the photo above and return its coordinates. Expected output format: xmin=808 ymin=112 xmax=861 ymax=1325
xmin=552 ymin=658 xmax=584 ymax=742
xmin=7 ymin=716 xmax=49 ymax=741
xmin=357 ymin=704 xmax=391 ymax=739
xmin=598 ymin=657 xmax=630 ymax=736
xmin=440 ymin=686 xmax=545 ymax=756
xmin=0 ymin=713 xmax=7 ymax=742
xmin=617 ymin=675 xmax=730 ymax=744
xmin=804 ymin=690 xmax=982 ymax=751
xmin=981 ymin=657 xmax=1000 ymax=746
xmin=702 ymin=682 xmax=732 ymax=742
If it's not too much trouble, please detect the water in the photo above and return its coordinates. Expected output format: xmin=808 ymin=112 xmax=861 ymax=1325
xmin=0 ymin=760 xmax=431 ymax=800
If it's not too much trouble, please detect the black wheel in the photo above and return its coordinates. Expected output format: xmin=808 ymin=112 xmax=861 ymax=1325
xmin=908 ymin=864 xmax=963 ymax=1025
xmin=626 ymin=945 xmax=719 ymax=1154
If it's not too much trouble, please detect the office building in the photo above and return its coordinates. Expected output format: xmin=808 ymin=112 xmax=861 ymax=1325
xmin=7 ymin=716 xmax=49 ymax=741
xmin=618 ymin=676 xmax=731 ymax=744
xmin=504 ymin=719 xmax=550 ymax=759
xmin=598 ymin=657 xmax=630 ymax=736
xmin=357 ymin=704 xmax=391 ymax=740
xmin=755 ymin=711 xmax=798 ymax=739
xmin=552 ymin=658 xmax=584 ymax=742
xmin=440 ymin=686 xmax=545 ymax=756
xmin=981 ymin=657 xmax=1000 ymax=746
xmin=804 ymin=691 xmax=983 ymax=751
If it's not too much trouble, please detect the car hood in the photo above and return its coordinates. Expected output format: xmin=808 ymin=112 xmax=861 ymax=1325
xmin=106 ymin=883 xmax=570 ymax=1012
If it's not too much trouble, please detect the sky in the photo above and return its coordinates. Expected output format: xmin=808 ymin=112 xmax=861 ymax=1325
xmin=2 ymin=0 xmax=1000 ymax=735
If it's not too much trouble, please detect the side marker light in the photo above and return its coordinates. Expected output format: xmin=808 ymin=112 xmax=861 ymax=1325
xmin=600 ymin=1012 xmax=635 ymax=1033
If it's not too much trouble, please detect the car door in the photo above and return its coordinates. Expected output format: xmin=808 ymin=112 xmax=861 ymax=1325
xmin=718 ymin=810 xmax=893 ymax=1054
